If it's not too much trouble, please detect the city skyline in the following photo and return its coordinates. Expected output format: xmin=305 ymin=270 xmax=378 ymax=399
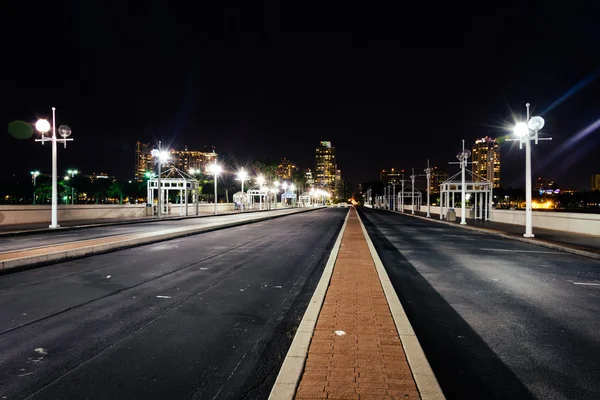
xmin=2 ymin=2 xmax=599 ymax=190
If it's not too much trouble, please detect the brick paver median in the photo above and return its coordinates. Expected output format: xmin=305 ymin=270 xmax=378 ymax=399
xmin=295 ymin=208 xmax=420 ymax=399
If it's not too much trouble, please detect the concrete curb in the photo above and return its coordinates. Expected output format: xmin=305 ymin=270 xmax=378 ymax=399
xmin=268 ymin=209 xmax=350 ymax=400
xmin=0 ymin=207 xmax=322 ymax=273
xmin=356 ymin=211 xmax=446 ymax=400
xmin=387 ymin=209 xmax=600 ymax=261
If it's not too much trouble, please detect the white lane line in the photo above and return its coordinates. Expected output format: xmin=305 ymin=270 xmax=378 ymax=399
xmin=156 ymin=295 xmax=171 ymax=299
xmin=268 ymin=209 xmax=350 ymax=400
xmin=573 ymin=282 xmax=600 ymax=286
xmin=480 ymin=248 xmax=562 ymax=254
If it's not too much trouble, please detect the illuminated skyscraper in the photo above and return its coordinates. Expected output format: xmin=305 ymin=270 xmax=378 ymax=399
xmin=472 ymin=137 xmax=500 ymax=188
xmin=277 ymin=158 xmax=297 ymax=180
xmin=134 ymin=141 xmax=152 ymax=182
xmin=315 ymin=141 xmax=336 ymax=187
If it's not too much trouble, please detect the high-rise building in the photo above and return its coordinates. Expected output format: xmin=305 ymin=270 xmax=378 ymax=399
xmin=380 ymin=168 xmax=403 ymax=184
xmin=430 ymin=167 xmax=448 ymax=193
xmin=134 ymin=142 xmax=217 ymax=181
xmin=168 ymin=147 xmax=217 ymax=174
xmin=315 ymin=141 xmax=336 ymax=187
xmin=335 ymin=168 xmax=342 ymax=182
xmin=277 ymin=158 xmax=297 ymax=180
xmin=592 ymin=174 xmax=600 ymax=191
xmin=472 ymin=137 xmax=500 ymax=188
xmin=134 ymin=142 xmax=152 ymax=182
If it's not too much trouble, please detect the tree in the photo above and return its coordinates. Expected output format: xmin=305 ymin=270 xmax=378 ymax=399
xmin=291 ymin=170 xmax=308 ymax=194
xmin=107 ymin=182 xmax=124 ymax=204
xmin=334 ymin=179 xmax=353 ymax=202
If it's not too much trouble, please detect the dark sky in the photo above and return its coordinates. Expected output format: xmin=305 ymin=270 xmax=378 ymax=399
xmin=2 ymin=1 xmax=600 ymax=190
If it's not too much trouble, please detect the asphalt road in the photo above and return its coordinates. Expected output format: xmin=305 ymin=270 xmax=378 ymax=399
xmin=0 ymin=208 xmax=347 ymax=400
xmin=0 ymin=208 xmax=307 ymax=253
xmin=358 ymin=207 xmax=600 ymax=400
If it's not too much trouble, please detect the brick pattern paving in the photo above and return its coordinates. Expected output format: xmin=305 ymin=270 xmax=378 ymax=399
xmin=295 ymin=208 xmax=420 ymax=399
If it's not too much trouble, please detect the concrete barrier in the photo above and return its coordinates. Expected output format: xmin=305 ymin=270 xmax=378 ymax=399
xmin=0 ymin=204 xmax=146 ymax=226
xmin=388 ymin=205 xmax=600 ymax=236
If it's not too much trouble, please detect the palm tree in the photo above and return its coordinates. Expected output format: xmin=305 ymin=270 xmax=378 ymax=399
xmin=291 ymin=170 xmax=308 ymax=194
xmin=335 ymin=179 xmax=353 ymax=202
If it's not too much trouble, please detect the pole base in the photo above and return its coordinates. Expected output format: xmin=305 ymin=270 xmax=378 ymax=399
xmin=523 ymin=233 xmax=535 ymax=238
xmin=49 ymin=224 xmax=60 ymax=229
xmin=460 ymin=221 xmax=467 ymax=225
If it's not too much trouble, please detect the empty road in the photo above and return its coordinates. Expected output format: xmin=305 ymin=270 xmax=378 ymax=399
xmin=358 ymin=207 xmax=600 ymax=400
xmin=0 ymin=208 xmax=347 ymax=400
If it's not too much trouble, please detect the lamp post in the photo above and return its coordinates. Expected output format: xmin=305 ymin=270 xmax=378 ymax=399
xmin=424 ymin=160 xmax=432 ymax=217
xmin=31 ymin=170 xmax=40 ymax=204
xmin=509 ymin=103 xmax=551 ymax=237
xmin=237 ymin=168 xmax=248 ymax=212
xmin=209 ymin=162 xmax=222 ymax=215
xmin=151 ymin=145 xmax=169 ymax=219
xmin=257 ymin=175 xmax=265 ymax=210
xmin=35 ymin=107 xmax=73 ymax=228
xmin=456 ymin=141 xmax=471 ymax=225
xmin=410 ymin=169 xmax=416 ymax=215
xmin=67 ymin=169 xmax=78 ymax=204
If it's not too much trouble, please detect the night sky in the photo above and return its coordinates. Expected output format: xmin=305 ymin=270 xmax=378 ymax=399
xmin=2 ymin=2 xmax=600 ymax=190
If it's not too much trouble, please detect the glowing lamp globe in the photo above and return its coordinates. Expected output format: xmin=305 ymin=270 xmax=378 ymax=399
xmin=528 ymin=116 xmax=545 ymax=132
xmin=35 ymin=119 xmax=51 ymax=134
xmin=514 ymin=122 xmax=529 ymax=137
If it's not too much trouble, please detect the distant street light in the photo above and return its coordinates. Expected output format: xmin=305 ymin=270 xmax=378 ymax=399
xmin=209 ymin=162 xmax=222 ymax=215
xmin=456 ymin=141 xmax=471 ymax=225
xmin=237 ymin=168 xmax=248 ymax=212
xmin=67 ymin=169 xmax=78 ymax=204
xmin=30 ymin=171 xmax=40 ymax=204
xmin=410 ymin=169 xmax=416 ymax=215
xmin=509 ymin=103 xmax=551 ymax=237
xmin=151 ymin=144 xmax=169 ymax=218
xmin=35 ymin=107 xmax=73 ymax=228
xmin=424 ymin=160 xmax=432 ymax=218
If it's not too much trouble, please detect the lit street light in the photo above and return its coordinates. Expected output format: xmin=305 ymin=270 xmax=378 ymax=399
xmin=151 ymin=144 xmax=169 ymax=219
xmin=35 ymin=107 xmax=73 ymax=228
xmin=456 ymin=142 xmax=471 ymax=225
xmin=509 ymin=103 xmax=551 ymax=237
xmin=237 ymin=168 xmax=248 ymax=212
xmin=424 ymin=160 xmax=432 ymax=218
xmin=67 ymin=169 xmax=78 ymax=204
xmin=31 ymin=171 xmax=40 ymax=204
xmin=209 ymin=162 xmax=222 ymax=215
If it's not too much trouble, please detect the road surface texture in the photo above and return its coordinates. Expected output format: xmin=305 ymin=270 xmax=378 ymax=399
xmin=0 ymin=208 xmax=307 ymax=253
xmin=358 ymin=207 xmax=600 ymax=400
xmin=0 ymin=208 xmax=347 ymax=400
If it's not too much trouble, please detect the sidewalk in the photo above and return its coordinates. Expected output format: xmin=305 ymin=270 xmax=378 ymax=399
xmin=273 ymin=208 xmax=442 ymax=400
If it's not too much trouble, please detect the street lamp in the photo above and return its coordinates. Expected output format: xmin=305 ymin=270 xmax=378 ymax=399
xmin=67 ymin=169 xmax=78 ymax=204
xmin=509 ymin=103 xmax=551 ymax=237
xmin=35 ymin=107 xmax=73 ymax=228
xmin=456 ymin=141 xmax=471 ymax=225
xmin=424 ymin=160 xmax=432 ymax=218
xmin=410 ymin=168 xmax=416 ymax=215
xmin=209 ymin=162 xmax=222 ymax=215
xmin=237 ymin=168 xmax=248 ymax=212
xmin=151 ymin=145 xmax=169 ymax=218
xmin=31 ymin=171 xmax=40 ymax=204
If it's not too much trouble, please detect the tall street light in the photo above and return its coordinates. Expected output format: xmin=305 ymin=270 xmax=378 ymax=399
xmin=410 ymin=168 xmax=416 ymax=215
xmin=31 ymin=171 xmax=40 ymax=204
xmin=237 ymin=168 xmax=248 ymax=212
xmin=209 ymin=162 xmax=222 ymax=215
xmin=67 ymin=169 xmax=78 ymax=204
xmin=510 ymin=103 xmax=551 ymax=237
xmin=151 ymin=145 xmax=169 ymax=219
xmin=35 ymin=107 xmax=73 ymax=228
xmin=424 ymin=160 xmax=432 ymax=218
xmin=456 ymin=141 xmax=471 ymax=225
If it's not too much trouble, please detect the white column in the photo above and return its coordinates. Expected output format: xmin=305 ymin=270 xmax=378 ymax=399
xmin=50 ymin=108 xmax=59 ymax=228
xmin=524 ymin=138 xmax=534 ymax=237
